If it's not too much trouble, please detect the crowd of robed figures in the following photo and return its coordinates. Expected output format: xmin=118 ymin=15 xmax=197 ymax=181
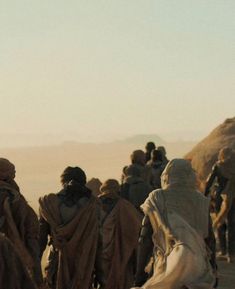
xmin=0 ymin=141 xmax=235 ymax=289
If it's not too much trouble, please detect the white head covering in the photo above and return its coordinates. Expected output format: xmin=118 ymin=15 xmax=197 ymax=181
xmin=142 ymin=159 xmax=209 ymax=241
xmin=161 ymin=159 xmax=197 ymax=191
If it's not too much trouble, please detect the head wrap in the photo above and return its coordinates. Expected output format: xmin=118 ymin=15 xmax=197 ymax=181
xmin=157 ymin=146 xmax=166 ymax=156
xmin=130 ymin=150 xmax=146 ymax=165
xmin=161 ymin=158 xmax=197 ymax=191
xmin=100 ymin=179 xmax=120 ymax=196
xmin=0 ymin=158 xmax=15 ymax=181
xmin=155 ymin=159 xmax=209 ymax=239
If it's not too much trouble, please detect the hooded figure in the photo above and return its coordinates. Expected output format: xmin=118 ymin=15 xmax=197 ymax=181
xmin=39 ymin=166 xmax=100 ymax=289
xmin=0 ymin=158 xmax=42 ymax=286
xmin=98 ymin=179 xmax=141 ymax=289
xmin=133 ymin=159 xmax=215 ymax=289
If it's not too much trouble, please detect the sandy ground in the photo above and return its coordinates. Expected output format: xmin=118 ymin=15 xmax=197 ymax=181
xmin=217 ymin=260 xmax=235 ymax=289
xmin=41 ymin=257 xmax=235 ymax=288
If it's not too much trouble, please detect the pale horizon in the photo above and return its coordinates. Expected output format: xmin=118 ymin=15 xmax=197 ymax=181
xmin=0 ymin=128 xmax=216 ymax=148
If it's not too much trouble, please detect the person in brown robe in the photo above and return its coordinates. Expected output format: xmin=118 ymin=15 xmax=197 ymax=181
xmin=0 ymin=233 xmax=37 ymax=289
xmin=39 ymin=166 xmax=101 ymax=289
xmin=121 ymin=150 xmax=151 ymax=185
xmin=98 ymin=179 xmax=142 ymax=289
xmin=0 ymin=158 xmax=42 ymax=287
xmin=120 ymin=165 xmax=152 ymax=213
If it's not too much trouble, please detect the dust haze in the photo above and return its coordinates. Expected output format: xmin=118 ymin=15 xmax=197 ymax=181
xmin=1 ymin=134 xmax=196 ymax=211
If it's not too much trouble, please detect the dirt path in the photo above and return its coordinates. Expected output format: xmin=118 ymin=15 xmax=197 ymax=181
xmin=217 ymin=260 xmax=235 ymax=289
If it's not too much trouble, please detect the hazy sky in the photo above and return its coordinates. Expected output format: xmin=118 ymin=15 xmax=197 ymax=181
xmin=0 ymin=0 xmax=234 ymax=143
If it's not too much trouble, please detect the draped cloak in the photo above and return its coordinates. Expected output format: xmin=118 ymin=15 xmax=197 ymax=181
xmin=39 ymin=194 xmax=99 ymax=289
xmin=0 ymin=181 xmax=40 ymax=284
xmin=99 ymin=193 xmax=141 ymax=289
xmin=132 ymin=159 xmax=215 ymax=289
xmin=0 ymin=233 xmax=37 ymax=289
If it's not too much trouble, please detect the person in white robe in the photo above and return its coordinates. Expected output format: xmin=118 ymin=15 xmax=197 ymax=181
xmin=133 ymin=159 xmax=216 ymax=289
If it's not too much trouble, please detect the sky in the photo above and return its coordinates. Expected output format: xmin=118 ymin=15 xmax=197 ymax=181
xmin=0 ymin=0 xmax=234 ymax=144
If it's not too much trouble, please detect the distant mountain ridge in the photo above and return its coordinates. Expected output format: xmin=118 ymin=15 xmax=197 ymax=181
xmin=119 ymin=134 xmax=165 ymax=145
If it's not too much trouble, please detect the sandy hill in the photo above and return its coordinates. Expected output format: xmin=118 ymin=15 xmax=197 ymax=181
xmin=185 ymin=117 xmax=235 ymax=182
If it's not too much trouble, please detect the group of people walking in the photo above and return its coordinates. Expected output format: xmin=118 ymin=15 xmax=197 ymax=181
xmin=0 ymin=142 xmax=234 ymax=289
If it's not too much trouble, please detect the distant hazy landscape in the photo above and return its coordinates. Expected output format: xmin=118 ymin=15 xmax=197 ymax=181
xmin=1 ymin=134 xmax=196 ymax=210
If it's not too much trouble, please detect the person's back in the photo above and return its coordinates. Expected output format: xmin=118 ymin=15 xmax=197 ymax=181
xmin=121 ymin=164 xmax=152 ymax=211
xmin=98 ymin=179 xmax=141 ymax=289
xmin=147 ymin=149 xmax=168 ymax=189
xmin=156 ymin=146 xmax=169 ymax=166
xmin=122 ymin=150 xmax=151 ymax=185
xmin=163 ymin=189 xmax=209 ymax=239
xmin=39 ymin=166 xmax=100 ymax=289
xmin=0 ymin=158 xmax=42 ymax=286
xmin=133 ymin=159 xmax=215 ymax=289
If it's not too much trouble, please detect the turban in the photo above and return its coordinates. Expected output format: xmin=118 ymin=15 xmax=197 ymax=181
xmin=161 ymin=158 xmax=197 ymax=190
xmin=100 ymin=179 xmax=120 ymax=195
xmin=131 ymin=150 xmax=146 ymax=165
